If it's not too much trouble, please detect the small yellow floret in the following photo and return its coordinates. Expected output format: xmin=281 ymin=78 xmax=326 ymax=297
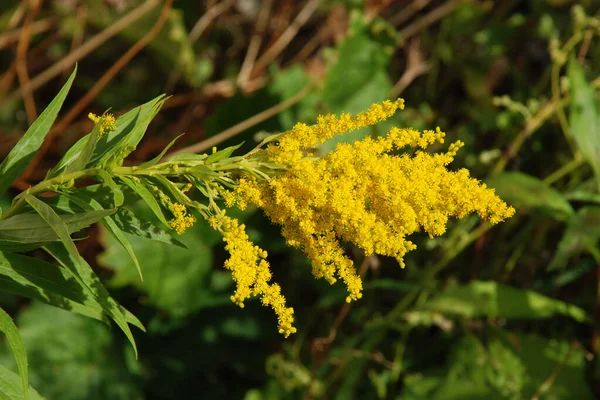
xmin=169 ymin=203 xmax=196 ymax=235
xmin=88 ymin=112 xmax=117 ymax=136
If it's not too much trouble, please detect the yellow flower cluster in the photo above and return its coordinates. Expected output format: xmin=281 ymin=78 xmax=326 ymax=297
xmin=169 ymin=203 xmax=196 ymax=235
xmin=88 ymin=112 xmax=117 ymax=136
xmin=212 ymin=215 xmax=296 ymax=337
xmin=269 ymin=99 xmax=405 ymax=165
xmin=229 ymin=99 xmax=515 ymax=306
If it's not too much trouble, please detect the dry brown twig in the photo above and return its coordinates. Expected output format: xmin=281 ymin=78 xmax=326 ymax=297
xmin=237 ymin=0 xmax=274 ymax=88
xmin=253 ymin=0 xmax=321 ymax=72
xmin=167 ymin=79 xmax=316 ymax=157
xmin=5 ymin=0 xmax=159 ymax=104
xmin=391 ymin=37 xmax=430 ymax=97
xmin=15 ymin=0 xmax=42 ymax=125
xmin=0 ymin=17 xmax=53 ymax=50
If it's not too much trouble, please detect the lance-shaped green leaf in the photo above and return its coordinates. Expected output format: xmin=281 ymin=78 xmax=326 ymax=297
xmin=0 ymin=365 xmax=44 ymax=400
xmin=47 ymin=95 xmax=165 ymax=178
xmin=568 ymin=57 xmax=600 ymax=184
xmin=0 ymin=67 xmax=77 ymax=194
xmin=95 ymin=170 xmax=124 ymax=208
xmin=549 ymin=206 xmax=600 ymax=270
xmin=66 ymin=193 xmax=143 ymax=281
xmin=23 ymin=194 xmax=93 ymax=294
xmin=0 ymin=251 xmax=142 ymax=329
xmin=205 ymin=143 xmax=243 ymax=165
xmin=0 ymin=208 xmax=115 ymax=243
xmin=66 ymin=118 xmax=103 ymax=173
xmin=418 ymin=280 xmax=589 ymax=323
xmin=118 ymin=176 xmax=170 ymax=226
xmin=0 ymin=308 xmax=27 ymax=398
xmin=43 ymin=243 xmax=140 ymax=357
xmin=486 ymin=172 xmax=573 ymax=220
xmin=138 ymin=133 xmax=184 ymax=168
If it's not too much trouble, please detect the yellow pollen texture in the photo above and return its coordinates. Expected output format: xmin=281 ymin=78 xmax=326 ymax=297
xmin=219 ymin=216 xmax=296 ymax=337
xmin=229 ymin=99 xmax=515 ymax=308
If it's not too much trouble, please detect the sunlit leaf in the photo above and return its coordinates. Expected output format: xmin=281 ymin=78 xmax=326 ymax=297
xmin=0 ymin=67 xmax=77 ymax=194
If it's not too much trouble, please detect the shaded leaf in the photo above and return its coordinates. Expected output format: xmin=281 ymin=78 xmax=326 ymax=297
xmin=418 ymin=280 xmax=588 ymax=322
xmin=205 ymin=143 xmax=243 ymax=165
xmin=0 ymin=308 xmax=27 ymax=397
xmin=0 ymin=365 xmax=44 ymax=400
xmin=0 ymin=208 xmax=115 ymax=243
xmin=0 ymin=303 xmax=142 ymax=400
xmin=549 ymin=206 xmax=600 ymax=270
xmin=138 ymin=133 xmax=184 ymax=168
xmin=487 ymin=172 xmax=573 ymax=220
xmin=117 ymin=176 xmax=169 ymax=226
xmin=0 ymin=251 xmax=141 ymax=326
xmin=568 ymin=57 xmax=600 ymax=182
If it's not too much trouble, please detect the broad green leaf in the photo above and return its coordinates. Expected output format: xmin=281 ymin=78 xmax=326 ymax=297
xmin=138 ymin=133 xmax=184 ymax=168
xmin=44 ymin=244 xmax=141 ymax=357
xmin=66 ymin=118 xmax=103 ymax=173
xmin=486 ymin=172 xmax=574 ymax=220
xmin=0 ymin=308 xmax=27 ymax=397
xmin=0 ymin=365 xmax=44 ymax=400
xmin=117 ymin=176 xmax=169 ymax=226
xmin=418 ymin=280 xmax=589 ymax=322
xmin=0 ymin=251 xmax=142 ymax=329
xmin=549 ymin=206 xmax=600 ymax=270
xmin=99 ymin=217 xmax=224 ymax=318
xmin=47 ymin=95 xmax=165 ymax=178
xmin=0 ymin=67 xmax=77 ymax=194
xmin=66 ymin=193 xmax=142 ymax=281
xmin=205 ymin=143 xmax=244 ymax=165
xmin=0 ymin=208 xmax=114 ymax=243
xmin=568 ymin=57 xmax=600 ymax=182
xmin=0 ymin=303 xmax=142 ymax=400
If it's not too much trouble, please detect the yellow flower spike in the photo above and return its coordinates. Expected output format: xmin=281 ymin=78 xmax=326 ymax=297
xmin=169 ymin=203 xmax=196 ymax=235
xmin=219 ymin=215 xmax=296 ymax=337
xmin=228 ymin=100 xmax=515 ymax=307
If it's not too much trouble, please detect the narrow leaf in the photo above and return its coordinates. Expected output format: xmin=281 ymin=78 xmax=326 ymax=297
xmin=138 ymin=133 xmax=184 ymax=168
xmin=0 ymin=251 xmax=143 ymax=330
xmin=0 ymin=365 xmax=44 ymax=400
xmin=568 ymin=57 xmax=600 ymax=183
xmin=0 ymin=208 xmax=115 ymax=243
xmin=486 ymin=172 xmax=573 ymax=220
xmin=0 ymin=308 xmax=27 ymax=397
xmin=118 ymin=176 xmax=170 ymax=226
xmin=23 ymin=194 xmax=92 ymax=292
xmin=47 ymin=95 xmax=165 ymax=178
xmin=0 ymin=66 xmax=77 ymax=194
xmin=204 ymin=143 xmax=243 ymax=165
xmin=44 ymin=244 xmax=140 ymax=356
xmin=418 ymin=280 xmax=589 ymax=323
xmin=66 ymin=120 xmax=102 ymax=173
xmin=67 ymin=193 xmax=143 ymax=281
xmin=96 ymin=170 xmax=124 ymax=207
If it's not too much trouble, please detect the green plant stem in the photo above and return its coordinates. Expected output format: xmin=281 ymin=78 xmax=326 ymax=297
xmin=2 ymin=168 xmax=101 ymax=219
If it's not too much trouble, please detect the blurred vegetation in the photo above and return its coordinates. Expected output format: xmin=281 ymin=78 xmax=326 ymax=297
xmin=1 ymin=0 xmax=600 ymax=398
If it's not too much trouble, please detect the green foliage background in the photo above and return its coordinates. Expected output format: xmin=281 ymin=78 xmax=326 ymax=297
xmin=2 ymin=0 xmax=600 ymax=398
